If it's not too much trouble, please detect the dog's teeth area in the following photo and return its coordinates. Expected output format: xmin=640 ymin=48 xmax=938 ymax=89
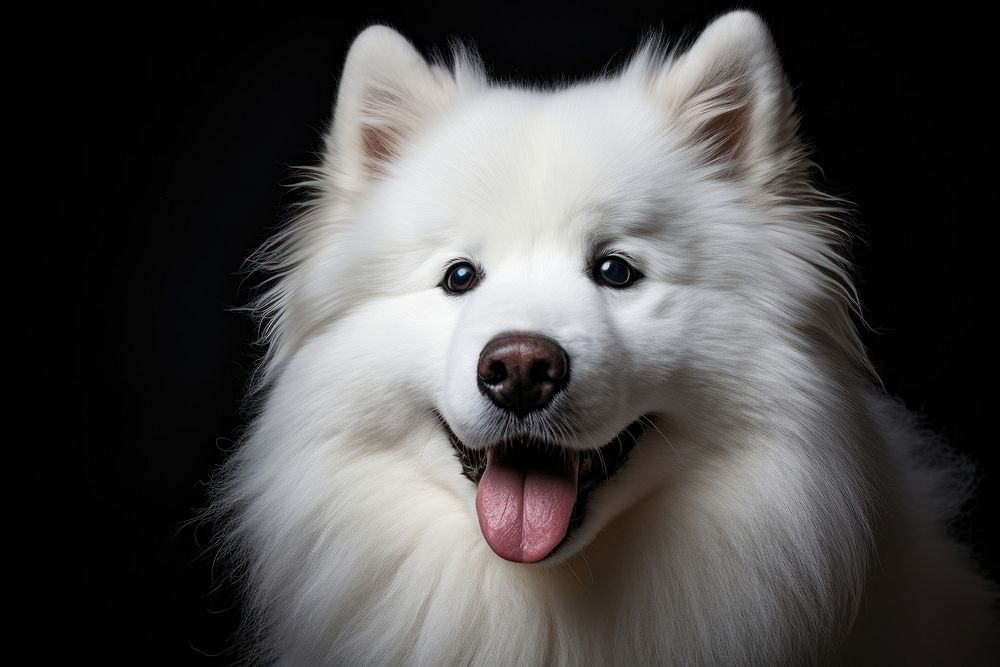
xmin=443 ymin=416 xmax=652 ymax=498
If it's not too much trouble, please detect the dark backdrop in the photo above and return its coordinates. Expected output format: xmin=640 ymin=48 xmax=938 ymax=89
xmin=27 ymin=2 xmax=994 ymax=660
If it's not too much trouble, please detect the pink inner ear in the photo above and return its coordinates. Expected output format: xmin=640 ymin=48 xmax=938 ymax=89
xmin=684 ymin=72 xmax=754 ymax=175
xmin=359 ymin=87 xmax=410 ymax=178
xmin=360 ymin=125 xmax=394 ymax=177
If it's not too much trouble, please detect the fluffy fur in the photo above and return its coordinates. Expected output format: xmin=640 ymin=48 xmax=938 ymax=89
xmin=212 ymin=11 xmax=998 ymax=664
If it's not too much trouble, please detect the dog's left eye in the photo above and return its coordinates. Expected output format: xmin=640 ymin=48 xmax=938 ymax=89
xmin=594 ymin=256 xmax=641 ymax=288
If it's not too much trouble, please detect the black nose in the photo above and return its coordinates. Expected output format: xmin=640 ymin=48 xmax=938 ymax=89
xmin=477 ymin=334 xmax=569 ymax=415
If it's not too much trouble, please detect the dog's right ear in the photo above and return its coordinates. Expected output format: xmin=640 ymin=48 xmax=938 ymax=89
xmin=326 ymin=26 xmax=458 ymax=196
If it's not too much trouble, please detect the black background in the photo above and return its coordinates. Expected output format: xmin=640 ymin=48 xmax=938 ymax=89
xmin=27 ymin=2 xmax=994 ymax=661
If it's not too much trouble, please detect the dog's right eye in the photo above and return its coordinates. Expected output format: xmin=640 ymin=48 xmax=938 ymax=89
xmin=441 ymin=262 xmax=480 ymax=294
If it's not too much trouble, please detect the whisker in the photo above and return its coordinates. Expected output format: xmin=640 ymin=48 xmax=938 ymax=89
xmin=564 ymin=560 xmax=591 ymax=593
xmin=596 ymin=446 xmax=609 ymax=481
xmin=641 ymin=416 xmax=683 ymax=460
xmin=579 ymin=546 xmax=596 ymax=585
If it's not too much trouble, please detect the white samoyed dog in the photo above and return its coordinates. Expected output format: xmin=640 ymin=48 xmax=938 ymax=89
xmin=213 ymin=10 xmax=998 ymax=664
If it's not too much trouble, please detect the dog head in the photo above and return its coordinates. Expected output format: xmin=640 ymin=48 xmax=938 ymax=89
xmin=254 ymin=11 xmax=863 ymax=566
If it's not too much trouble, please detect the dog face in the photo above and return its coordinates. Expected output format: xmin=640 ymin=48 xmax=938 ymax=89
xmin=258 ymin=13 xmax=859 ymax=566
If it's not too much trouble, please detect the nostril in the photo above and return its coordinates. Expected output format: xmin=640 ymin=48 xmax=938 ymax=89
xmin=529 ymin=360 xmax=552 ymax=383
xmin=484 ymin=360 xmax=507 ymax=384
xmin=529 ymin=349 xmax=568 ymax=385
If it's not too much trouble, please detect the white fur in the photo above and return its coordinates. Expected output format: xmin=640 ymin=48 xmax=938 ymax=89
xmin=213 ymin=11 xmax=998 ymax=664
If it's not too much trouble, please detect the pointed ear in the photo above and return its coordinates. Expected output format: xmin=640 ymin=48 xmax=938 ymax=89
xmin=653 ymin=11 xmax=800 ymax=188
xmin=326 ymin=26 xmax=458 ymax=195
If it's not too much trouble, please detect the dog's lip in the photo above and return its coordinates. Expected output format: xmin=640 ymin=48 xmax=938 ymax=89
xmin=439 ymin=413 xmax=654 ymax=559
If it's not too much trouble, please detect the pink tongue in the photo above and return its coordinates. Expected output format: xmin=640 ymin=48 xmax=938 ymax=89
xmin=475 ymin=450 xmax=578 ymax=563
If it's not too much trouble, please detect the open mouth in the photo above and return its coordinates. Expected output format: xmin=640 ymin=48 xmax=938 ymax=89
xmin=440 ymin=415 xmax=653 ymax=563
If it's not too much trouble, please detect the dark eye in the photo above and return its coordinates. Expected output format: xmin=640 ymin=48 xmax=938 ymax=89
xmin=594 ymin=255 xmax=640 ymax=288
xmin=441 ymin=262 xmax=480 ymax=294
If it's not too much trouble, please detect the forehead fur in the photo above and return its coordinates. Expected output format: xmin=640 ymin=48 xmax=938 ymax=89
xmin=364 ymin=82 xmax=699 ymax=247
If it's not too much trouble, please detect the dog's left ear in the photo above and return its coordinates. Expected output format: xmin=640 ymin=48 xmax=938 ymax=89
xmin=652 ymin=11 xmax=800 ymax=188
